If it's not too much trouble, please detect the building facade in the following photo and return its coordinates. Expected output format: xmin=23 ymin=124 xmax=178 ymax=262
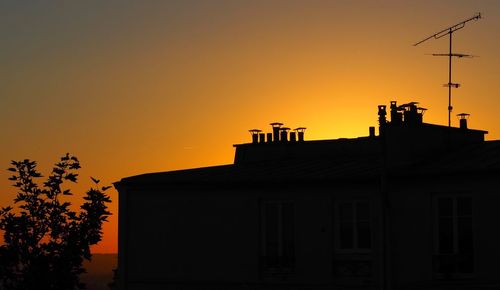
xmin=115 ymin=102 xmax=500 ymax=290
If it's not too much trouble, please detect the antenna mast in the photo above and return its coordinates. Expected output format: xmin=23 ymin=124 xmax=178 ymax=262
xmin=414 ymin=13 xmax=481 ymax=127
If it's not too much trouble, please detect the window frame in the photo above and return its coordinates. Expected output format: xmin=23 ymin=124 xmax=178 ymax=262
xmin=334 ymin=199 xmax=373 ymax=254
xmin=259 ymin=199 xmax=295 ymax=275
xmin=432 ymin=193 xmax=475 ymax=279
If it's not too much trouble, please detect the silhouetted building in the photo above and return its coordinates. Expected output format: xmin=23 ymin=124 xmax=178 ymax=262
xmin=115 ymin=101 xmax=500 ymax=290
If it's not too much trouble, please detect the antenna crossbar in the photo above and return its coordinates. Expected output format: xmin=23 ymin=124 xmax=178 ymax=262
xmin=413 ymin=13 xmax=481 ymax=46
xmin=413 ymin=13 xmax=481 ymax=127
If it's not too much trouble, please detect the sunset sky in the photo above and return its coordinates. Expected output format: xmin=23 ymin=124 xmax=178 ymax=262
xmin=1 ymin=1 xmax=499 ymax=253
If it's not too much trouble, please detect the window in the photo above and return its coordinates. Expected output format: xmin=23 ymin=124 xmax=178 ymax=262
xmin=333 ymin=200 xmax=372 ymax=279
xmin=434 ymin=196 xmax=474 ymax=277
xmin=336 ymin=201 xmax=371 ymax=252
xmin=260 ymin=200 xmax=294 ymax=274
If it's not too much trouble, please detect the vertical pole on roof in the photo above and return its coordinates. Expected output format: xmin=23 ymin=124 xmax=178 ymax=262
xmin=379 ymin=120 xmax=391 ymax=290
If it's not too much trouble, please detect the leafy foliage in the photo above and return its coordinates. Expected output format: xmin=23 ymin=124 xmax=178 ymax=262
xmin=0 ymin=154 xmax=111 ymax=290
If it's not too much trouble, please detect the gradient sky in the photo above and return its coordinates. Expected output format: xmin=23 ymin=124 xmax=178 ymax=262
xmin=1 ymin=1 xmax=499 ymax=253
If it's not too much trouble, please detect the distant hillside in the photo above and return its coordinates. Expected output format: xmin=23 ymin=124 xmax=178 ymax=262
xmin=81 ymin=253 xmax=117 ymax=290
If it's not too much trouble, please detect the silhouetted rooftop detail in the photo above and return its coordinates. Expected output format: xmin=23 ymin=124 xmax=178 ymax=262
xmin=233 ymin=101 xmax=486 ymax=165
xmin=457 ymin=112 xmax=471 ymax=129
xmin=119 ymin=140 xmax=500 ymax=185
xmin=249 ymin=129 xmax=262 ymax=144
xmin=115 ymin=100 xmax=499 ymax=290
xmin=414 ymin=140 xmax=500 ymax=175
xmin=414 ymin=13 xmax=482 ymax=127
xmin=120 ymin=101 xmax=493 ymax=186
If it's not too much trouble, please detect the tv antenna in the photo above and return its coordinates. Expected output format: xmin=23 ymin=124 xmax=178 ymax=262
xmin=414 ymin=13 xmax=481 ymax=127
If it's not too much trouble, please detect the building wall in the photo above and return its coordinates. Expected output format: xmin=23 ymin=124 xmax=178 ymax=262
xmin=388 ymin=174 xmax=500 ymax=288
xmin=125 ymin=186 xmax=260 ymax=286
xmin=119 ymin=174 xmax=500 ymax=289
xmin=388 ymin=181 xmax=434 ymax=286
xmin=120 ymin=183 xmax=381 ymax=289
xmin=458 ymin=177 xmax=500 ymax=283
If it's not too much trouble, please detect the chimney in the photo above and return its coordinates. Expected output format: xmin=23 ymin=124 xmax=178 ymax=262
xmin=294 ymin=127 xmax=307 ymax=142
xmin=289 ymin=131 xmax=297 ymax=142
xmin=270 ymin=122 xmax=283 ymax=142
xmin=249 ymin=129 xmax=261 ymax=144
xmin=280 ymin=127 xmax=290 ymax=142
xmin=389 ymin=101 xmax=402 ymax=125
xmin=259 ymin=133 xmax=265 ymax=143
xmin=457 ymin=113 xmax=470 ymax=129
xmin=402 ymin=102 xmax=420 ymax=125
xmin=378 ymin=105 xmax=387 ymax=126
xmin=369 ymin=126 xmax=375 ymax=137
xmin=266 ymin=133 xmax=273 ymax=143
xmin=398 ymin=102 xmax=426 ymax=126
xmin=417 ymin=107 xmax=427 ymax=124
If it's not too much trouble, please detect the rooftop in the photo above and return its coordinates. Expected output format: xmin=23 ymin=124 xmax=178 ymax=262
xmin=117 ymin=101 xmax=498 ymax=187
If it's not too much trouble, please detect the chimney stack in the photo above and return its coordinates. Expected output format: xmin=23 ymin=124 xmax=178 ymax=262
xmin=270 ymin=122 xmax=283 ymax=142
xmin=369 ymin=126 xmax=375 ymax=137
xmin=259 ymin=133 xmax=265 ymax=143
xmin=402 ymin=102 xmax=420 ymax=125
xmin=250 ymin=123 xmax=307 ymax=144
xmin=389 ymin=101 xmax=402 ymax=125
xmin=417 ymin=107 xmax=427 ymax=124
xmin=457 ymin=113 xmax=470 ymax=129
xmin=294 ymin=127 xmax=307 ymax=142
xmin=280 ymin=127 xmax=290 ymax=142
xmin=378 ymin=105 xmax=387 ymax=126
xmin=249 ymin=129 xmax=261 ymax=144
xmin=397 ymin=102 xmax=426 ymax=126
xmin=266 ymin=133 xmax=273 ymax=143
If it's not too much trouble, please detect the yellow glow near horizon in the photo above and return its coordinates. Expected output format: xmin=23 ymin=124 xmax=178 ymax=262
xmin=1 ymin=1 xmax=499 ymax=253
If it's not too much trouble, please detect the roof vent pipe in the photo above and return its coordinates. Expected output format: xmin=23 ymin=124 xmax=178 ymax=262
xmin=266 ymin=133 xmax=273 ymax=143
xmin=280 ymin=127 xmax=290 ymax=142
xmin=270 ymin=122 xmax=283 ymax=142
xmin=294 ymin=127 xmax=307 ymax=142
xmin=259 ymin=133 xmax=265 ymax=143
xmin=457 ymin=113 xmax=470 ymax=129
xmin=378 ymin=105 xmax=387 ymax=125
xmin=417 ymin=107 xmax=427 ymax=124
xmin=369 ymin=126 xmax=375 ymax=137
xmin=249 ymin=129 xmax=261 ymax=144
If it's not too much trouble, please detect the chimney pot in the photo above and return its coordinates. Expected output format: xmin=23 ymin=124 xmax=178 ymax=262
xmin=369 ymin=126 xmax=375 ymax=137
xmin=294 ymin=127 xmax=306 ymax=142
xmin=459 ymin=119 xmax=468 ymax=129
xmin=389 ymin=102 xmax=403 ymax=125
xmin=259 ymin=133 xmax=265 ymax=143
xmin=457 ymin=113 xmax=470 ymax=130
xmin=378 ymin=105 xmax=387 ymax=125
xmin=249 ymin=129 xmax=261 ymax=144
xmin=270 ymin=122 xmax=283 ymax=142
xmin=266 ymin=133 xmax=273 ymax=143
xmin=280 ymin=127 xmax=290 ymax=142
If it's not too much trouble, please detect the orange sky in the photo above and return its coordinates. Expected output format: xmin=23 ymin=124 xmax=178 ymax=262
xmin=1 ymin=1 xmax=499 ymax=253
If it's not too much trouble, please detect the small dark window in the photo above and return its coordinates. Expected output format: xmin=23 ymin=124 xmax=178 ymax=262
xmin=261 ymin=201 xmax=295 ymax=273
xmin=337 ymin=201 xmax=371 ymax=251
xmin=339 ymin=203 xmax=354 ymax=249
xmin=334 ymin=200 xmax=372 ymax=279
xmin=434 ymin=196 xmax=474 ymax=277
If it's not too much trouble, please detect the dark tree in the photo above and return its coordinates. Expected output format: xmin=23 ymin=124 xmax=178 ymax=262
xmin=0 ymin=154 xmax=111 ymax=290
